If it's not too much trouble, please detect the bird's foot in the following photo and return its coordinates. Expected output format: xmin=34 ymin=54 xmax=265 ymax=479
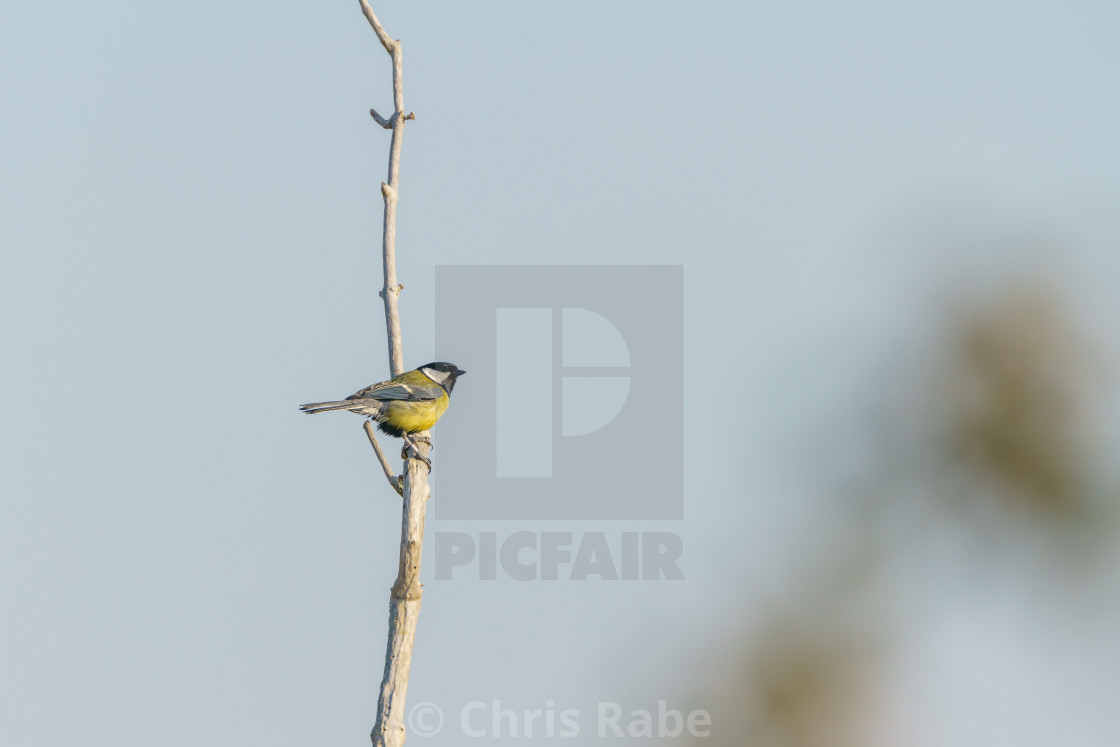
xmin=401 ymin=435 xmax=433 ymax=473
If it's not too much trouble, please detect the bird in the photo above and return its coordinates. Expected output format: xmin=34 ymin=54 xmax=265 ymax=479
xmin=300 ymin=362 xmax=466 ymax=471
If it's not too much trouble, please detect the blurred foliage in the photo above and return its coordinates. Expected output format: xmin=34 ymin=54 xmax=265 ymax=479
xmin=690 ymin=273 xmax=1115 ymax=744
xmin=691 ymin=527 xmax=887 ymax=746
xmin=694 ymin=620 xmax=875 ymax=747
xmin=944 ymin=281 xmax=1094 ymax=517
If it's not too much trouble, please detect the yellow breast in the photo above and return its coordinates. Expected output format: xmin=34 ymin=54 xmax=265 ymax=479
xmin=384 ymin=392 xmax=450 ymax=433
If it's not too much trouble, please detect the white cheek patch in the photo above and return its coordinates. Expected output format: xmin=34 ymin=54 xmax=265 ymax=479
xmin=420 ymin=367 xmax=450 ymax=384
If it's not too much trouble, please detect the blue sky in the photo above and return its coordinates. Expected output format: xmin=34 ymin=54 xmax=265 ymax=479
xmin=4 ymin=2 xmax=1120 ymax=745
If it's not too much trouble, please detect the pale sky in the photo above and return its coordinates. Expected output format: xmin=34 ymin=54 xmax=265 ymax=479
xmin=4 ymin=2 xmax=1120 ymax=745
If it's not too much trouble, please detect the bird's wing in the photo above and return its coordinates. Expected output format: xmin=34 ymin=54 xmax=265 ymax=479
xmin=347 ymin=380 xmax=443 ymax=402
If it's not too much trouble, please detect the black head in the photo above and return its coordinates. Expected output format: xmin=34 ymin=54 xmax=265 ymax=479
xmin=418 ymin=362 xmax=466 ymax=393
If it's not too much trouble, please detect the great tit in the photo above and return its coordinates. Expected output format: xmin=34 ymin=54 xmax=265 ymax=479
xmin=300 ymin=362 xmax=466 ymax=470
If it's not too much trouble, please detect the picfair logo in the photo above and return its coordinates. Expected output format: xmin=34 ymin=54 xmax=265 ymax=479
xmin=496 ymin=306 xmax=631 ymax=478
xmin=434 ymin=266 xmax=682 ymax=520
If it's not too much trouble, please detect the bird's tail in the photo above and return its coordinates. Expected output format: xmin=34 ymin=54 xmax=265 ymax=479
xmin=299 ymin=401 xmax=357 ymax=414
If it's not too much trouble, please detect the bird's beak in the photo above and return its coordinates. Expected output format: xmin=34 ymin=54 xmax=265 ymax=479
xmin=456 ymin=368 xmax=467 ymax=376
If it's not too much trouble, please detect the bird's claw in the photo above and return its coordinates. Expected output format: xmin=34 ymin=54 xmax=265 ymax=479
xmin=401 ymin=436 xmax=434 ymax=473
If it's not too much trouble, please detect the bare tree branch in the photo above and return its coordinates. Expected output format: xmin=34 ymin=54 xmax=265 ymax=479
xmin=364 ymin=421 xmax=403 ymax=495
xmin=376 ymin=451 xmax=430 ymax=746
xmin=358 ymin=0 xmax=396 ymax=55
xmin=370 ymin=108 xmax=416 ymax=130
xmin=369 ymin=108 xmax=394 ymax=129
xmin=357 ymin=3 xmax=432 ymax=747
